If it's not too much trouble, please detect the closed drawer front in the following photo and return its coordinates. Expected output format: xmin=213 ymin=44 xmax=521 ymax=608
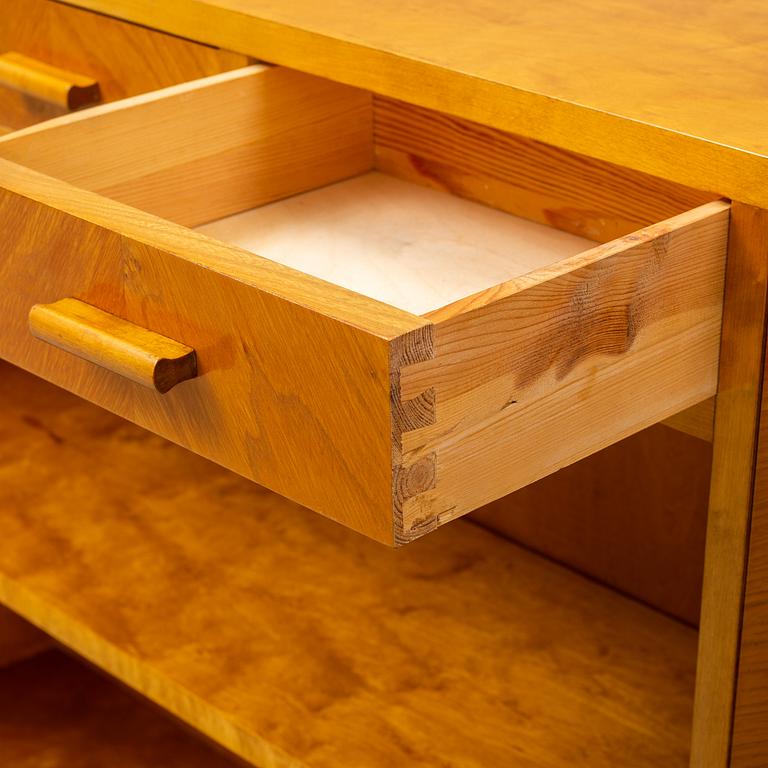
xmin=0 ymin=65 xmax=729 ymax=545
xmin=0 ymin=0 xmax=247 ymax=132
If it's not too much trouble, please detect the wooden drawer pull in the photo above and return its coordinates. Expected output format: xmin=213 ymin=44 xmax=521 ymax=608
xmin=0 ymin=52 xmax=101 ymax=111
xmin=29 ymin=299 xmax=197 ymax=394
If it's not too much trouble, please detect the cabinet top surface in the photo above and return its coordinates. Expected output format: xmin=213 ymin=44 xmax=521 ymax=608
xmin=68 ymin=0 xmax=768 ymax=205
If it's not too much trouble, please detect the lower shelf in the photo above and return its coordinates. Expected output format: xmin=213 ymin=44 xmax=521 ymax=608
xmin=0 ymin=362 xmax=696 ymax=767
xmin=0 ymin=649 xmax=243 ymax=767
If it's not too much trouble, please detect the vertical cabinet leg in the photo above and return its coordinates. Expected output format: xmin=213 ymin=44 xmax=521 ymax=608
xmin=692 ymin=204 xmax=768 ymax=767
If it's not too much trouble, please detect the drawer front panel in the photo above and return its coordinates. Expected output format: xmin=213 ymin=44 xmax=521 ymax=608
xmin=0 ymin=0 xmax=248 ymax=131
xmin=0 ymin=162 xmax=428 ymax=545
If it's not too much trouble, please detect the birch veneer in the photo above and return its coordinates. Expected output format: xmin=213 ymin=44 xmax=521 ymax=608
xmin=0 ymin=362 xmax=696 ymax=768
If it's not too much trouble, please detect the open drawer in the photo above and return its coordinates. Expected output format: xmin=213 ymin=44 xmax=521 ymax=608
xmin=0 ymin=65 xmax=728 ymax=544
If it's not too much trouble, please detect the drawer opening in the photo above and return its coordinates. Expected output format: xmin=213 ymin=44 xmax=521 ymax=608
xmin=0 ymin=64 xmax=730 ymax=546
xmin=0 ymin=361 xmax=697 ymax=767
xmin=0 ymin=64 xmax=720 ymax=320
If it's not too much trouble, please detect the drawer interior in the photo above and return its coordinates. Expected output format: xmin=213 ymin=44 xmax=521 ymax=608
xmin=0 ymin=63 xmax=729 ymax=545
xmin=0 ymin=360 xmax=696 ymax=767
xmin=0 ymin=64 xmax=718 ymax=320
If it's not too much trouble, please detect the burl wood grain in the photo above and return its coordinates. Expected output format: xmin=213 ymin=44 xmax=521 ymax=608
xmin=0 ymin=362 xmax=696 ymax=768
xmin=0 ymin=651 xmax=245 ymax=768
xmin=0 ymin=0 xmax=248 ymax=130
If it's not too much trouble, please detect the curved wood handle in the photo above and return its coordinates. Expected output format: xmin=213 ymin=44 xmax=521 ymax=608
xmin=0 ymin=52 xmax=101 ymax=110
xmin=29 ymin=299 xmax=197 ymax=394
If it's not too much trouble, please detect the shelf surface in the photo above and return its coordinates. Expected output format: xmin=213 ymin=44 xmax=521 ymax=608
xmin=196 ymin=171 xmax=594 ymax=315
xmin=0 ymin=650 xmax=243 ymax=767
xmin=0 ymin=362 xmax=696 ymax=768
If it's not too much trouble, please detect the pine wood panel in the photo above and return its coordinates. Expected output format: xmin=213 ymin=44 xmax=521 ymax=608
xmin=0 ymin=65 xmax=373 ymax=228
xmin=0 ymin=651 xmax=244 ymax=768
xmin=0 ymin=0 xmax=248 ymax=130
xmin=0 ymin=362 xmax=696 ymax=768
xmin=62 ymin=0 xmax=768 ymax=209
xmin=374 ymin=97 xmax=716 ymax=244
xmin=397 ymin=203 xmax=729 ymax=541
xmin=471 ymin=423 xmax=711 ymax=626
xmin=0 ymin=606 xmax=50 ymax=668
xmin=691 ymin=204 xmax=768 ymax=767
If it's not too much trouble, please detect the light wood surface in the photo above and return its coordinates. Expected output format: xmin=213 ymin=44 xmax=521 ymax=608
xmin=397 ymin=202 xmax=729 ymax=541
xmin=471 ymin=423 xmax=711 ymax=626
xmin=0 ymin=52 xmax=100 ymax=110
xmin=726 ymin=208 xmax=768 ymax=768
xmin=691 ymin=204 xmax=768 ymax=767
xmin=0 ymin=65 xmax=373 ymax=228
xmin=197 ymin=172 xmax=595 ymax=316
xmin=0 ymin=650 xmax=245 ymax=768
xmin=374 ymin=96 xmax=717 ymax=244
xmin=0 ymin=362 xmax=696 ymax=768
xmin=0 ymin=0 xmax=248 ymax=131
xmin=29 ymin=299 xmax=198 ymax=394
xmin=63 ymin=0 xmax=768 ymax=209
xmin=0 ymin=606 xmax=50 ymax=668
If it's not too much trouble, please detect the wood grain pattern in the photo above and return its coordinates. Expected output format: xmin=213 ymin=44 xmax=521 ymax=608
xmin=691 ymin=204 xmax=768 ymax=768
xmin=0 ymin=65 xmax=373 ymax=227
xmin=0 ymin=157 xmax=427 ymax=544
xmin=0 ymin=361 xmax=696 ymax=768
xmin=374 ymin=96 xmax=717 ymax=243
xmin=470 ymin=423 xmax=712 ymax=626
xmin=0 ymin=52 xmax=100 ymax=110
xmin=29 ymin=299 xmax=198 ymax=394
xmin=0 ymin=0 xmax=248 ymax=131
xmin=724 ymin=208 xmax=768 ymax=768
xmin=733 ymin=390 xmax=768 ymax=766
xmin=0 ymin=606 xmax=50 ymax=668
xmin=61 ymin=0 xmax=768 ymax=209
xmin=663 ymin=398 xmax=716 ymax=442
xmin=0 ymin=651 xmax=245 ymax=768
xmin=397 ymin=203 xmax=729 ymax=541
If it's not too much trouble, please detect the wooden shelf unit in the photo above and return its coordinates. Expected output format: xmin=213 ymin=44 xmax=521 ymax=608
xmin=0 ymin=361 xmax=696 ymax=767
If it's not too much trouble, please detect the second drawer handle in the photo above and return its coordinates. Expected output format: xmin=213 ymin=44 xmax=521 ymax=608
xmin=29 ymin=299 xmax=197 ymax=394
xmin=0 ymin=52 xmax=101 ymax=111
